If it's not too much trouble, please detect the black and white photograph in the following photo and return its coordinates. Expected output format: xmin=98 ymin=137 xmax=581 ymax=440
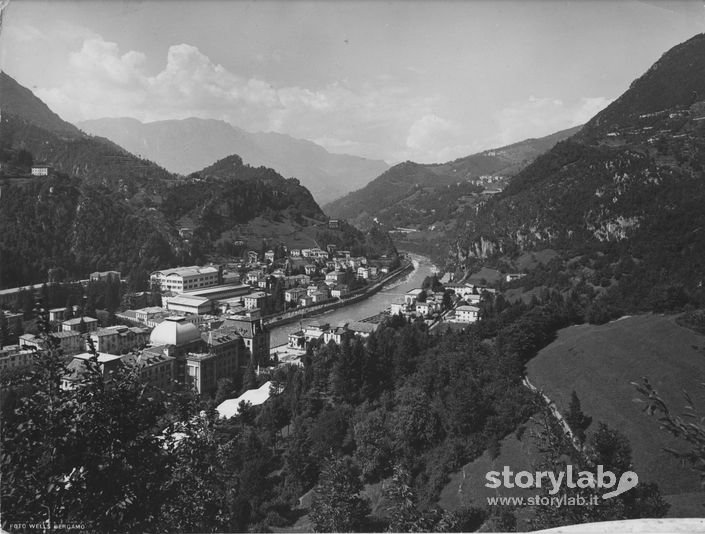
xmin=1 ymin=1 xmax=705 ymax=532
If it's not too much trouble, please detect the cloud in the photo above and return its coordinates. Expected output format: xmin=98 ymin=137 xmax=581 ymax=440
xmin=30 ymin=35 xmax=446 ymax=162
xmin=70 ymin=38 xmax=147 ymax=86
xmin=495 ymin=96 xmax=612 ymax=146
xmin=392 ymin=113 xmax=481 ymax=164
xmin=24 ymin=32 xmax=611 ymax=163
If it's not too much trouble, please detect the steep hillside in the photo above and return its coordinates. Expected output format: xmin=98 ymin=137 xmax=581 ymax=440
xmin=0 ymin=175 xmax=180 ymax=290
xmin=0 ymin=73 xmax=174 ymax=195
xmin=324 ymin=126 xmax=580 ymax=263
xmin=324 ymin=125 xmax=581 ymax=223
xmin=0 ymin=71 xmax=82 ymax=138
xmin=435 ymin=314 xmax=705 ymax=521
xmin=455 ymin=33 xmax=705 ymax=313
xmin=0 ymin=75 xmax=330 ymax=289
xmin=161 ymin=155 xmax=326 ymax=247
xmin=75 ymin=116 xmax=389 ymax=204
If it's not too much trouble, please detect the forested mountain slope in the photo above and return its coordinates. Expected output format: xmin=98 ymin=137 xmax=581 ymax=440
xmin=455 ymin=33 xmax=705 ymax=314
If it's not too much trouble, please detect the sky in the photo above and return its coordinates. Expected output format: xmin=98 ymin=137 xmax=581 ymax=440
xmin=1 ymin=0 xmax=704 ymax=164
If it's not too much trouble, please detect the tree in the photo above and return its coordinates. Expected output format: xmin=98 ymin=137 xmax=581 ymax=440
xmin=159 ymin=411 xmax=244 ymax=533
xmin=284 ymin=417 xmax=318 ymax=497
xmin=104 ymin=278 xmax=121 ymax=313
xmin=1 ymin=314 xmax=175 ymax=532
xmin=16 ymin=149 xmax=33 ymax=168
xmin=353 ymin=407 xmax=394 ymax=482
xmin=0 ymin=310 xmax=7 ymax=348
xmin=529 ymin=402 xmax=669 ymax=530
xmin=215 ymin=377 xmax=236 ymax=405
xmin=20 ymin=287 xmax=35 ymax=319
xmin=384 ymin=463 xmax=486 ymax=532
xmin=0 ymin=316 xmax=73 ymax=529
xmin=242 ymin=362 xmax=257 ymax=392
xmin=565 ymin=390 xmax=592 ymax=445
xmin=309 ymin=456 xmax=370 ymax=532
xmin=635 ymin=378 xmax=705 ymax=486
xmin=391 ymin=386 xmax=444 ymax=457
xmin=441 ymin=290 xmax=453 ymax=311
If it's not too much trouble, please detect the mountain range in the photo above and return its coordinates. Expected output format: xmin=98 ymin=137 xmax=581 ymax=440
xmin=75 ymin=117 xmax=389 ymax=205
xmin=0 ymin=71 xmax=333 ymax=288
xmin=323 ymin=125 xmax=581 ymax=262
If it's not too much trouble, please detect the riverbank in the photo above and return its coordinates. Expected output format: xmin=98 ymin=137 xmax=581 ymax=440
xmin=262 ymin=257 xmax=415 ymax=329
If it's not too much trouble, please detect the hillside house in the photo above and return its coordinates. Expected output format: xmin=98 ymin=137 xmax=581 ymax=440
xmin=310 ymin=290 xmax=329 ymax=304
xmin=243 ymin=292 xmax=267 ymax=310
xmin=303 ymin=320 xmax=329 ymax=343
xmin=404 ymin=289 xmax=424 ymax=305
xmin=31 ymin=164 xmax=52 ymax=176
xmin=325 ymin=271 xmax=346 ymax=286
xmin=331 ymin=285 xmax=349 ymax=299
xmin=49 ymin=307 xmax=69 ymax=322
xmin=0 ymin=346 xmax=35 ymax=371
xmin=390 ymin=300 xmax=406 ymax=316
xmin=285 ymin=287 xmax=307 ymax=303
xmin=165 ymin=294 xmax=213 ymax=315
xmin=62 ymin=316 xmax=99 ymax=333
xmin=20 ymin=331 xmax=83 ymax=355
xmin=88 ymin=326 xmax=151 ymax=355
xmin=455 ymin=305 xmax=479 ymax=323
xmin=150 ymin=265 xmax=220 ymax=294
xmin=415 ymin=301 xmax=434 ymax=316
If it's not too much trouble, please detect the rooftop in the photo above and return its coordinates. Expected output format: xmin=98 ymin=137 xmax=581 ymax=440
xmin=63 ymin=316 xmax=98 ymax=326
xmin=149 ymin=316 xmax=202 ymax=347
xmin=217 ymin=381 xmax=274 ymax=419
xmin=74 ymin=352 xmax=123 ymax=364
xmin=305 ymin=319 xmax=330 ymax=330
xmin=52 ymin=331 xmax=81 ymax=339
xmin=153 ymin=265 xmax=219 ymax=278
xmin=186 ymin=284 xmax=250 ymax=297
xmin=168 ymin=294 xmax=211 ymax=306
xmin=202 ymin=330 xmax=241 ymax=346
xmin=347 ymin=321 xmax=378 ymax=334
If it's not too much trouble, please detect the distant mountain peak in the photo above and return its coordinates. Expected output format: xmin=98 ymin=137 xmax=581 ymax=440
xmin=75 ymin=116 xmax=389 ymax=204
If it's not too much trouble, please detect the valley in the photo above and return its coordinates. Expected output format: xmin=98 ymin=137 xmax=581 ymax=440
xmin=2 ymin=12 xmax=705 ymax=533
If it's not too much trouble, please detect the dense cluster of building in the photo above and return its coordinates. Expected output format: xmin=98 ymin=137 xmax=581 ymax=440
xmin=388 ymin=283 xmax=486 ymax=324
xmin=1 ymin=243 xmax=512 ymax=399
xmin=287 ymin=319 xmax=379 ymax=351
xmin=0 ymin=242 xmax=399 ymax=394
xmin=0 ymin=303 xmax=268 ymax=397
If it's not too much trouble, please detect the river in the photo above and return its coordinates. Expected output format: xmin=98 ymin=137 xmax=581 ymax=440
xmin=269 ymin=253 xmax=436 ymax=346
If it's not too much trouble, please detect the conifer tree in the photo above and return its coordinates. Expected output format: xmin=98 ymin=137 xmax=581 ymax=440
xmin=310 ymin=456 xmax=369 ymax=532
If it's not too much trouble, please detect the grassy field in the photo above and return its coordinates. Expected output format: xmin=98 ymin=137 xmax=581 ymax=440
xmin=222 ymin=215 xmax=322 ymax=249
xmin=439 ymin=313 xmax=705 ymax=518
xmin=467 ymin=266 xmax=503 ymax=284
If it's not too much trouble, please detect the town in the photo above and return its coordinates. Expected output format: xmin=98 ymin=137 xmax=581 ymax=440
xmin=0 ymin=242 xmax=507 ymax=406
